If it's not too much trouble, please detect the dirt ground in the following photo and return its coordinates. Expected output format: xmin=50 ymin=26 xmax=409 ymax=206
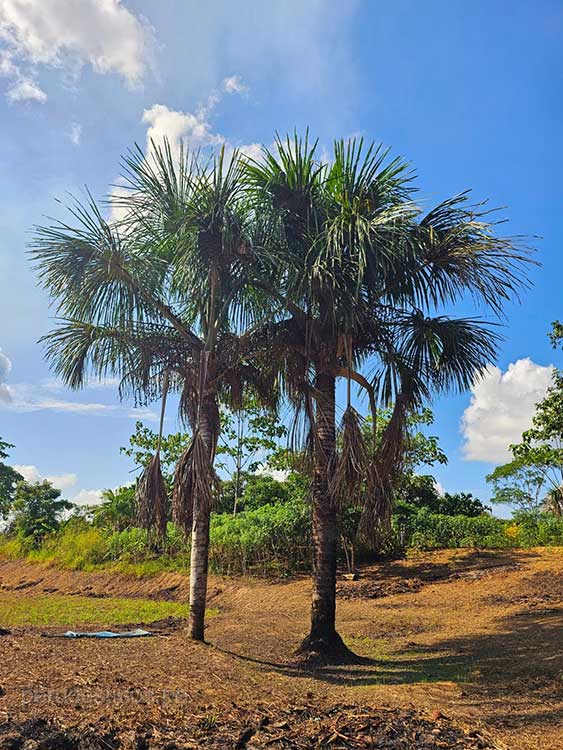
xmin=1 ymin=548 xmax=562 ymax=749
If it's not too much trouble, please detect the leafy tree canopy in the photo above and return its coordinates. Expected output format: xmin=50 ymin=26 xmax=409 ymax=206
xmin=0 ymin=437 xmax=23 ymax=519
xmin=91 ymin=485 xmax=136 ymax=532
xmin=11 ymin=480 xmax=73 ymax=546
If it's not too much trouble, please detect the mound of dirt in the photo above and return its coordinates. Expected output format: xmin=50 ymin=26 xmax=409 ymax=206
xmin=0 ymin=718 xmax=118 ymax=750
xmin=0 ymin=706 xmax=497 ymax=750
xmin=337 ymin=560 xmax=521 ymax=600
xmin=337 ymin=577 xmax=423 ymax=599
xmin=487 ymin=570 xmax=563 ymax=609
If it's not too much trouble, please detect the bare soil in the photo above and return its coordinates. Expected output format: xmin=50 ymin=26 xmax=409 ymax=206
xmin=1 ymin=548 xmax=562 ymax=749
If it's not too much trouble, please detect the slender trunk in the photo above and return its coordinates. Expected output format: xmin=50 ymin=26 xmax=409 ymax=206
xmin=188 ymin=509 xmax=210 ymax=640
xmin=297 ymin=371 xmax=352 ymax=661
xmin=188 ymin=396 xmax=218 ymax=642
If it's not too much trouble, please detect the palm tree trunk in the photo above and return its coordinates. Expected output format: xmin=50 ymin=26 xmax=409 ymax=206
xmin=297 ymin=371 xmax=352 ymax=661
xmin=188 ymin=396 xmax=218 ymax=642
xmin=188 ymin=508 xmax=210 ymax=640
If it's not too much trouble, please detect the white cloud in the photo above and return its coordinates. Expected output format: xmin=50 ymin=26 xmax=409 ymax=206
xmin=461 ymin=358 xmax=554 ymax=464
xmin=13 ymin=464 xmax=78 ymax=490
xmin=0 ymin=0 xmax=151 ymax=101
xmin=11 ymin=464 xmax=102 ymax=506
xmin=140 ymin=74 xmax=258 ymax=163
xmin=222 ymin=75 xmax=247 ymax=94
xmin=68 ymin=122 xmax=82 ymax=145
xmin=69 ymin=488 xmax=103 ymax=506
xmin=0 ymin=347 xmax=12 ymax=403
xmin=255 ymin=464 xmax=290 ymax=482
xmin=1 ymin=381 xmax=157 ymax=420
xmin=142 ymin=102 xmax=224 ymax=160
xmin=6 ymin=76 xmax=46 ymax=102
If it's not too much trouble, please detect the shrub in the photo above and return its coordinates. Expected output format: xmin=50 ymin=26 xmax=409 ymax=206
xmin=34 ymin=525 xmax=109 ymax=569
xmin=396 ymin=508 xmax=510 ymax=550
xmin=209 ymin=500 xmax=311 ymax=575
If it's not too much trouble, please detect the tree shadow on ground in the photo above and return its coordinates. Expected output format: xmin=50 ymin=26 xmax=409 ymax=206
xmin=213 ymin=602 xmax=563 ymax=736
xmin=371 ymin=548 xmax=539 ymax=584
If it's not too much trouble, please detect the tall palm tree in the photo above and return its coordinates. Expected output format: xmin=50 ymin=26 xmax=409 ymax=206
xmin=31 ymin=142 xmax=274 ymax=642
xmin=247 ymin=134 xmax=531 ymax=661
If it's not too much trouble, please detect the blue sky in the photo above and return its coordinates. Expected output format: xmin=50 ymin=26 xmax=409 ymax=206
xmin=0 ymin=0 xmax=562 ymax=512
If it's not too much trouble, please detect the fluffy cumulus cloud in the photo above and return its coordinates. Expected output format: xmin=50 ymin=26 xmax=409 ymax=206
xmin=6 ymin=75 xmax=46 ymax=102
xmin=69 ymin=488 xmax=103 ymax=506
xmin=110 ymin=77 xmax=260 ymax=221
xmin=13 ymin=465 xmax=103 ymax=506
xmin=142 ymin=103 xmax=223 ymax=159
xmin=0 ymin=0 xmax=151 ymax=101
xmin=0 ymin=347 xmax=12 ymax=403
xmin=461 ymin=358 xmax=554 ymax=464
xmin=141 ymin=75 xmax=259 ymax=161
xmin=13 ymin=464 xmax=77 ymax=490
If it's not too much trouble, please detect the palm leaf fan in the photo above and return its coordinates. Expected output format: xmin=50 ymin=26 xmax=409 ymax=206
xmin=136 ymin=371 xmax=170 ymax=540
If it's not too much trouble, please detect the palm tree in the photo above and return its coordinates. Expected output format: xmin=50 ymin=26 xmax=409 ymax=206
xmin=31 ymin=142 xmax=274 ymax=642
xmin=247 ymin=134 xmax=531 ymax=661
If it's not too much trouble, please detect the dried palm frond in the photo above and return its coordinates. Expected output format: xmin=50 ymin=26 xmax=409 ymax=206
xmin=172 ymin=443 xmax=195 ymax=534
xmin=135 ymin=371 xmax=170 ymax=541
xmin=136 ymin=452 xmax=168 ymax=540
xmin=330 ymin=405 xmax=367 ymax=507
xmin=359 ymin=393 xmax=410 ymax=543
xmin=172 ymin=430 xmax=220 ymax=535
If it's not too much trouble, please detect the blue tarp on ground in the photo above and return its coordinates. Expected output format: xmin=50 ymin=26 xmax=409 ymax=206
xmin=58 ymin=628 xmax=152 ymax=638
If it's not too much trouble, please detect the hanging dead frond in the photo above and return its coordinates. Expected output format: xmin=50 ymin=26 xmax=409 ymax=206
xmin=359 ymin=392 xmax=410 ymax=543
xmin=172 ymin=442 xmax=195 ymax=534
xmin=172 ymin=431 xmax=220 ymax=535
xmin=330 ymin=405 xmax=367 ymax=507
xmin=135 ymin=370 xmax=170 ymax=541
xmin=136 ymin=452 xmax=168 ymax=540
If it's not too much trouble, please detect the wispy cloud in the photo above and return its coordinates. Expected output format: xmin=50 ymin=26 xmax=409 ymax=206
xmin=0 ymin=347 xmax=12 ymax=403
xmin=1 ymin=381 xmax=157 ymax=420
xmin=68 ymin=122 xmax=82 ymax=146
xmin=222 ymin=75 xmax=248 ymax=95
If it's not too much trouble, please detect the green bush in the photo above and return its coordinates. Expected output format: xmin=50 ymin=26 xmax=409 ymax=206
xmin=509 ymin=510 xmax=563 ymax=547
xmin=395 ymin=508 xmax=511 ymax=550
xmin=34 ymin=524 xmax=109 ymax=569
xmin=210 ymin=500 xmax=311 ymax=575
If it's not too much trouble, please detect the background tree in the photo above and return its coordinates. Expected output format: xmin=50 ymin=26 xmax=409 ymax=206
xmin=487 ymin=458 xmax=550 ymax=514
xmin=121 ymin=422 xmax=191 ymax=489
xmin=487 ymin=324 xmax=563 ymax=516
xmin=0 ymin=437 xmax=23 ymax=519
xmin=11 ymin=480 xmax=73 ymax=546
xmin=91 ymin=486 xmax=137 ymax=532
xmin=217 ymin=398 xmax=287 ymax=514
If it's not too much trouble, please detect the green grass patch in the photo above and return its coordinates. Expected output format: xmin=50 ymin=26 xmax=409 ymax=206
xmin=345 ymin=636 xmax=472 ymax=686
xmin=0 ymin=591 xmax=192 ymax=627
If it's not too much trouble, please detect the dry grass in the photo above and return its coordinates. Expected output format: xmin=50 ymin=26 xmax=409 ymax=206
xmin=0 ymin=548 xmax=562 ymax=749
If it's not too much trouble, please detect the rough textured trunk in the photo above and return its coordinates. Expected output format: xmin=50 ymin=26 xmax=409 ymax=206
xmin=188 ymin=396 xmax=218 ymax=642
xmin=297 ymin=371 xmax=352 ymax=661
xmin=188 ymin=509 xmax=211 ymax=640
